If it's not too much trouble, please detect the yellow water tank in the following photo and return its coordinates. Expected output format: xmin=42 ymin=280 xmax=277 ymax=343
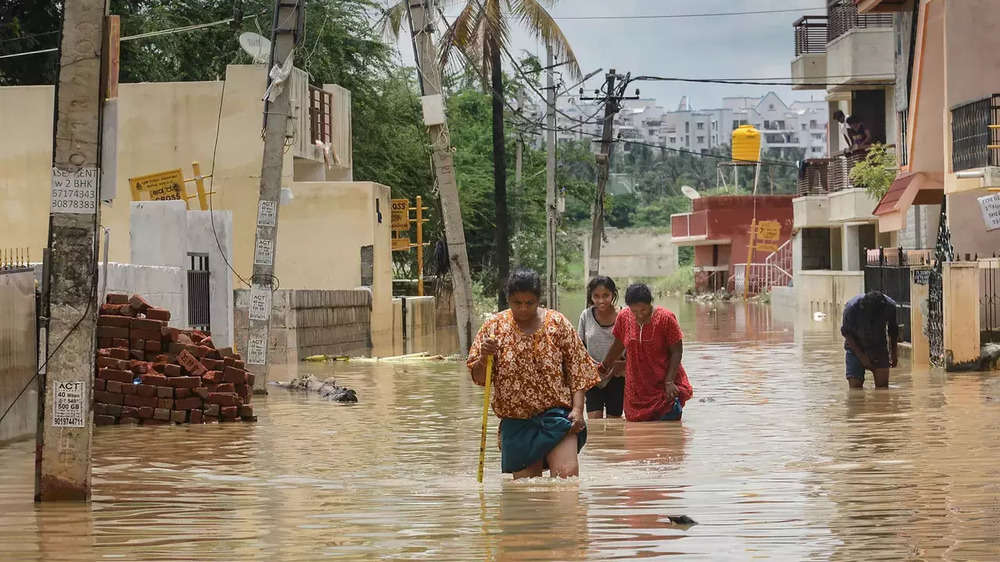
xmin=731 ymin=124 xmax=761 ymax=163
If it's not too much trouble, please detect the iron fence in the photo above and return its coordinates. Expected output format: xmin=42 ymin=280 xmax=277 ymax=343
xmin=863 ymin=247 xmax=932 ymax=343
xmin=827 ymin=0 xmax=893 ymax=43
xmin=982 ymin=258 xmax=1000 ymax=344
xmin=187 ymin=253 xmax=210 ymax=332
xmin=794 ymin=16 xmax=829 ymax=56
xmin=950 ymin=93 xmax=1000 ymax=171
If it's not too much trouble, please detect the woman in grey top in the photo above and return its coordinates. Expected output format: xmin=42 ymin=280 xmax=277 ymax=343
xmin=578 ymin=276 xmax=626 ymax=418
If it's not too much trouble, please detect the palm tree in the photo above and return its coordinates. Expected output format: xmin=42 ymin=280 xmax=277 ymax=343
xmin=385 ymin=0 xmax=579 ymax=308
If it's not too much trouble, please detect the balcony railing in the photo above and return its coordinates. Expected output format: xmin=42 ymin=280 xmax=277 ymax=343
xmin=670 ymin=210 xmax=708 ymax=239
xmin=827 ymin=0 xmax=893 ymax=43
xmin=794 ymin=16 xmax=828 ymax=56
xmin=950 ymin=93 xmax=1000 ymax=171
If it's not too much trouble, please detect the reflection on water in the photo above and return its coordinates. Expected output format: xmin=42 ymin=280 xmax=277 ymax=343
xmin=1 ymin=297 xmax=999 ymax=560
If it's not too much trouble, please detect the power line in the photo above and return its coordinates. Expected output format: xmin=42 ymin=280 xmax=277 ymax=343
xmin=551 ymin=8 xmax=823 ymax=20
xmin=629 ymin=74 xmax=892 ymax=88
xmin=0 ymin=30 xmax=59 ymax=45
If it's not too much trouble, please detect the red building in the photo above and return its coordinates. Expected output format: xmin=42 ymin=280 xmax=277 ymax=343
xmin=671 ymin=195 xmax=795 ymax=292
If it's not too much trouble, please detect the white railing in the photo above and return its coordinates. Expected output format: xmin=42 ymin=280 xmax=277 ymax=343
xmin=764 ymin=239 xmax=793 ymax=289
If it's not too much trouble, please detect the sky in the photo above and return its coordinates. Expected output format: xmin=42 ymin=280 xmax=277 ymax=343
xmin=390 ymin=0 xmax=829 ymax=111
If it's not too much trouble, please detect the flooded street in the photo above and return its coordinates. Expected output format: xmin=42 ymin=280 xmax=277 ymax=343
xmin=2 ymin=297 xmax=1000 ymax=560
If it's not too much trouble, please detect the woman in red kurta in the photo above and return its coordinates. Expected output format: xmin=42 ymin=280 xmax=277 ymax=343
xmin=599 ymin=283 xmax=692 ymax=421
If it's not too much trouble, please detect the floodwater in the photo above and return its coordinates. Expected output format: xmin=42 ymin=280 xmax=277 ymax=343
xmin=2 ymin=297 xmax=1000 ymax=560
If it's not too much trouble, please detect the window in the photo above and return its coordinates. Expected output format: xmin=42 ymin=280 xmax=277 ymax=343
xmin=649 ymin=129 xmax=656 ymax=136
xmin=669 ymin=136 xmax=676 ymax=143
xmin=685 ymin=122 xmax=690 ymax=133
xmin=697 ymin=136 xmax=705 ymax=143
xmin=732 ymin=120 xmax=740 ymax=130
xmin=769 ymin=104 xmax=775 ymax=110
xmin=685 ymin=135 xmax=690 ymax=146
xmin=713 ymin=121 xmax=718 ymax=130
xmin=763 ymin=120 xmax=771 ymax=129
xmin=697 ymin=122 xmax=704 ymax=130
xmin=802 ymin=123 xmax=808 ymax=131
xmin=810 ymin=120 xmax=818 ymax=129
xmin=776 ymin=120 xmax=786 ymax=130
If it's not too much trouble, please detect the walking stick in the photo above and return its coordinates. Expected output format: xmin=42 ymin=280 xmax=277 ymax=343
xmin=477 ymin=355 xmax=493 ymax=483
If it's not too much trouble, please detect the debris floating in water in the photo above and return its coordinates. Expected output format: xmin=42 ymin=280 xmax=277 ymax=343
xmin=667 ymin=515 xmax=698 ymax=526
xmin=272 ymin=374 xmax=358 ymax=402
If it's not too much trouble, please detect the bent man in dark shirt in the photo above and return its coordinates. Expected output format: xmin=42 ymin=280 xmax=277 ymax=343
xmin=841 ymin=291 xmax=899 ymax=388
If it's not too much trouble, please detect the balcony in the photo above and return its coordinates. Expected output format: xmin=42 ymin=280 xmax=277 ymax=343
xmin=950 ymin=94 xmax=1000 ymax=172
xmin=791 ymin=16 xmax=828 ymax=91
xmin=290 ymin=68 xmax=352 ymax=174
xmin=825 ymin=0 xmax=894 ymax=89
xmin=794 ymin=153 xmax=878 ymax=227
xmin=670 ymin=210 xmax=710 ymax=244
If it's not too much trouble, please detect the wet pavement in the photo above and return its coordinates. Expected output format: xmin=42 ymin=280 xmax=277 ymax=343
xmin=1 ymin=298 xmax=999 ymax=560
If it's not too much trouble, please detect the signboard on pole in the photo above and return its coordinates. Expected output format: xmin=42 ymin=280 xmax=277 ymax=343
xmin=129 ymin=169 xmax=186 ymax=202
xmin=978 ymin=193 xmax=1000 ymax=231
xmin=391 ymin=199 xmax=410 ymax=231
xmin=755 ymin=220 xmax=781 ymax=242
xmin=392 ymin=236 xmax=411 ymax=251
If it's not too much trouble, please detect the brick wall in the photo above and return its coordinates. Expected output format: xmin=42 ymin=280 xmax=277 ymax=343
xmin=234 ymin=289 xmax=372 ymax=362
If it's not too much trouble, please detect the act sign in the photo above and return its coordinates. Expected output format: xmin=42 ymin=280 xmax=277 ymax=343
xmin=129 ymin=169 xmax=186 ymax=202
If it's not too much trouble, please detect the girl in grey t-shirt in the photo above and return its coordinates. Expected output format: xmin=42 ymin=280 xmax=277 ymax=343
xmin=578 ymin=276 xmax=625 ymax=418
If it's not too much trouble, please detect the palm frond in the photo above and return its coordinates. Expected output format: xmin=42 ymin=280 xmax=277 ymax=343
xmin=439 ymin=1 xmax=486 ymax=80
xmin=509 ymin=0 xmax=581 ymax=80
xmin=376 ymin=0 xmax=408 ymax=43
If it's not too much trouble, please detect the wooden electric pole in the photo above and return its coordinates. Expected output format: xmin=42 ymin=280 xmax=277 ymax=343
xmin=545 ymin=42 xmax=558 ymax=309
xmin=37 ymin=0 xmax=110 ymax=502
xmin=406 ymin=0 xmax=476 ymax=354
xmin=586 ymin=70 xmax=618 ymax=280
xmin=246 ymin=0 xmax=304 ymax=390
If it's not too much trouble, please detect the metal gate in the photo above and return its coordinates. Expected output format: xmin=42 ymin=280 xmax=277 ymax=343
xmin=187 ymin=253 xmax=211 ymax=332
xmin=864 ymin=247 xmax=919 ymax=342
xmin=928 ymin=200 xmax=953 ymax=366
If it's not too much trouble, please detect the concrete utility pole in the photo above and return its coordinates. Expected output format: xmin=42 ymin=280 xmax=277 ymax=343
xmin=586 ymin=70 xmax=618 ymax=280
xmin=545 ymin=42 xmax=558 ymax=308
xmin=37 ymin=0 xmax=110 ymax=502
xmin=406 ymin=0 xmax=476 ymax=354
xmin=246 ymin=0 xmax=304 ymax=390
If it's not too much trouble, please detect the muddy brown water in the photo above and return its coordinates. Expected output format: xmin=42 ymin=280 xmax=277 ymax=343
xmin=2 ymin=298 xmax=1000 ymax=560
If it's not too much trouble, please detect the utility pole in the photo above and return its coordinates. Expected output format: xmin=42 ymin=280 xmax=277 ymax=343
xmin=407 ymin=0 xmax=476 ymax=354
xmin=545 ymin=42 xmax=558 ymax=309
xmin=246 ymin=0 xmax=304 ymax=390
xmin=37 ymin=0 xmax=110 ymax=502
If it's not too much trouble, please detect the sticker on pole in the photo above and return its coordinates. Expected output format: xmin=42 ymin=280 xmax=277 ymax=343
xmin=246 ymin=337 xmax=267 ymax=365
xmin=52 ymin=380 xmax=86 ymax=427
xmin=248 ymin=284 xmax=271 ymax=321
xmin=978 ymin=193 xmax=1000 ymax=231
xmin=51 ymin=167 xmax=98 ymax=214
xmin=257 ymin=200 xmax=277 ymax=227
xmin=254 ymin=235 xmax=274 ymax=266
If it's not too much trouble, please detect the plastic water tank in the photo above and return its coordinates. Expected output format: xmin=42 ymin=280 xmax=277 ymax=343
xmin=731 ymin=125 xmax=761 ymax=163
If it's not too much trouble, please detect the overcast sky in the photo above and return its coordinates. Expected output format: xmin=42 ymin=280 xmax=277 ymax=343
xmin=391 ymin=0 xmax=828 ymax=110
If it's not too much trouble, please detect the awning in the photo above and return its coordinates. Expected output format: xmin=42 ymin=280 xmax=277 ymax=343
xmin=873 ymin=171 xmax=944 ymax=232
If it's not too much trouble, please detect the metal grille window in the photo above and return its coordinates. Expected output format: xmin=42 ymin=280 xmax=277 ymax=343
xmin=898 ymin=109 xmax=909 ymax=166
xmin=187 ymin=253 xmax=210 ymax=332
xmin=950 ymin=94 xmax=1000 ymax=171
xmin=309 ymin=85 xmax=333 ymax=144
xmin=794 ymin=16 xmax=828 ymax=56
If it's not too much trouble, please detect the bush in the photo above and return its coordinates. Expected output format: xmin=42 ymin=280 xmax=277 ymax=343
xmin=849 ymin=143 xmax=897 ymax=200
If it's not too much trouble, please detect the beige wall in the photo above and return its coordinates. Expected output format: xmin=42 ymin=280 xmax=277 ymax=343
xmin=795 ymin=270 xmax=865 ymax=312
xmin=946 ymin=189 xmax=1000 ymax=259
xmin=943 ymin=263 xmax=980 ymax=367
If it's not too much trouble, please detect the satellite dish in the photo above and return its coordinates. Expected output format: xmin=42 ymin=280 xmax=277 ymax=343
xmin=239 ymin=32 xmax=271 ymax=64
xmin=681 ymin=185 xmax=701 ymax=200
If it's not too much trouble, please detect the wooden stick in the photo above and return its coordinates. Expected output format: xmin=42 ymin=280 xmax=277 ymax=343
xmin=477 ymin=355 xmax=494 ymax=483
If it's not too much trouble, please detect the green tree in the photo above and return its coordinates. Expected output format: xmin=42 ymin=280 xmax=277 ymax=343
xmin=849 ymin=143 xmax=897 ymax=200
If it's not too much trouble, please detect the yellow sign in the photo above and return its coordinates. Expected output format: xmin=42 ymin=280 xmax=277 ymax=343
xmin=391 ymin=199 xmax=410 ymax=231
xmin=129 ymin=169 xmax=186 ymax=202
xmin=755 ymin=220 xmax=781 ymax=242
xmin=391 ymin=236 xmax=411 ymax=252
xmin=755 ymin=242 xmax=779 ymax=252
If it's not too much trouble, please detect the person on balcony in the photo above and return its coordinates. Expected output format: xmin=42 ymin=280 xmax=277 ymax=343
xmin=846 ymin=115 xmax=873 ymax=153
xmin=832 ymin=110 xmax=851 ymax=152
xmin=841 ymin=291 xmax=900 ymax=389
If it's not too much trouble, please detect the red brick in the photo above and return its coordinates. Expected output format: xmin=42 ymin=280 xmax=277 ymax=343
xmin=177 ymin=350 xmax=207 ymax=377
xmin=204 ymin=404 xmax=221 ymax=417
xmin=93 ymin=402 xmax=107 ymax=415
xmin=168 ymin=342 xmax=193 ymax=355
xmin=140 ymin=373 xmax=167 ymax=386
xmin=129 ymin=294 xmax=151 ymax=313
xmin=121 ymin=406 xmax=139 ymax=418
xmin=135 ymin=384 xmax=156 ymax=399
xmin=112 ymin=338 xmax=129 ymax=348
xmin=99 ymin=303 xmax=119 ymax=315
xmin=189 ymin=409 xmax=204 ymax=424
xmin=174 ymin=396 xmax=203 ymax=410
xmin=138 ymin=406 xmax=154 ymax=419
xmin=119 ymin=417 xmax=140 ymax=425
xmin=167 ymin=376 xmax=202 ymax=389
xmin=120 ymin=383 xmax=137 ymax=395
xmin=234 ymin=360 xmax=245 ymax=369
xmin=173 ymin=387 xmax=190 ymax=399
xmin=207 ymin=393 xmax=237 ymax=406
xmin=222 ymin=366 xmax=248 ymax=385
xmin=106 ymin=293 xmax=129 ymax=305
xmin=202 ymin=371 xmax=221 ymax=384
xmin=97 ymin=356 xmax=126 ymax=369
xmin=238 ymin=405 xmax=254 ymax=418
xmin=157 ymin=398 xmax=174 ymax=409
xmin=202 ymin=358 xmax=224 ymax=370
xmin=145 ymin=307 xmax=171 ymax=321
xmin=130 ymin=318 xmax=164 ymax=332
xmin=94 ymin=415 xmax=116 ymax=426
xmin=99 ymin=369 xmax=134 ymax=384
xmin=93 ymin=378 xmax=106 ymax=391
xmin=105 ymin=404 xmax=123 ymax=416
xmin=94 ymin=390 xmax=123 ymax=405
xmin=246 ymin=373 xmax=255 ymax=387
xmin=203 ymin=415 xmax=219 ymax=423
xmin=144 ymin=340 xmax=162 ymax=353
xmin=193 ymin=387 xmax=210 ymax=400
xmin=156 ymin=386 xmax=174 ymax=399
xmin=153 ymin=408 xmax=171 ymax=421
xmin=124 ymin=394 xmax=158 ymax=408
xmin=98 ymin=337 xmax=113 ymax=349
xmin=97 ymin=325 xmax=130 ymax=339
xmin=97 ymin=315 xmax=132 ymax=328
xmin=223 ymin=357 xmax=236 ymax=368
xmin=211 ymin=383 xmax=235 ymax=393
xmin=129 ymin=361 xmax=150 ymax=374
xmin=220 ymin=405 xmax=238 ymax=419
xmin=218 ymin=347 xmax=235 ymax=358
xmin=191 ymin=345 xmax=212 ymax=359
xmin=199 ymin=336 xmax=214 ymax=348
xmin=130 ymin=349 xmax=145 ymax=361
xmin=236 ymin=384 xmax=250 ymax=404
xmin=105 ymin=380 xmax=123 ymax=393
xmin=170 ymin=410 xmax=187 ymax=423
xmin=142 ymin=419 xmax=170 ymax=426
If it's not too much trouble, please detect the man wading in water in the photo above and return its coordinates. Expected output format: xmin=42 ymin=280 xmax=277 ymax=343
xmin=468 ymin=269 xmax=600 ymax=479
xmin=841 ymin=291 xmax=899 ymax=388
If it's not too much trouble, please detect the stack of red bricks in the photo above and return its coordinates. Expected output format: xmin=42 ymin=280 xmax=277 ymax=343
xmin=92 ymin=293 xmax=256 ymax=426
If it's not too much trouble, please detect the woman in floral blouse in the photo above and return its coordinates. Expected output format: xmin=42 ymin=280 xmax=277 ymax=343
xmin=468 ymin=269 xmax=601 ymax=479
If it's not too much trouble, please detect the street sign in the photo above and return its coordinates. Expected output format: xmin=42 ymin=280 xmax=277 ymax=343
xmin=391 ymin=199 xmax=410 ymax=231
xmin=129 ymin=169 xmax=186 ymax=202
xmin=392 ymin=236 xmax=411 ymax=251
xmin=755 ymin=242 xmax=779 ymax=252
xmin=755 ymin=220 xmax=781 ymax=242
